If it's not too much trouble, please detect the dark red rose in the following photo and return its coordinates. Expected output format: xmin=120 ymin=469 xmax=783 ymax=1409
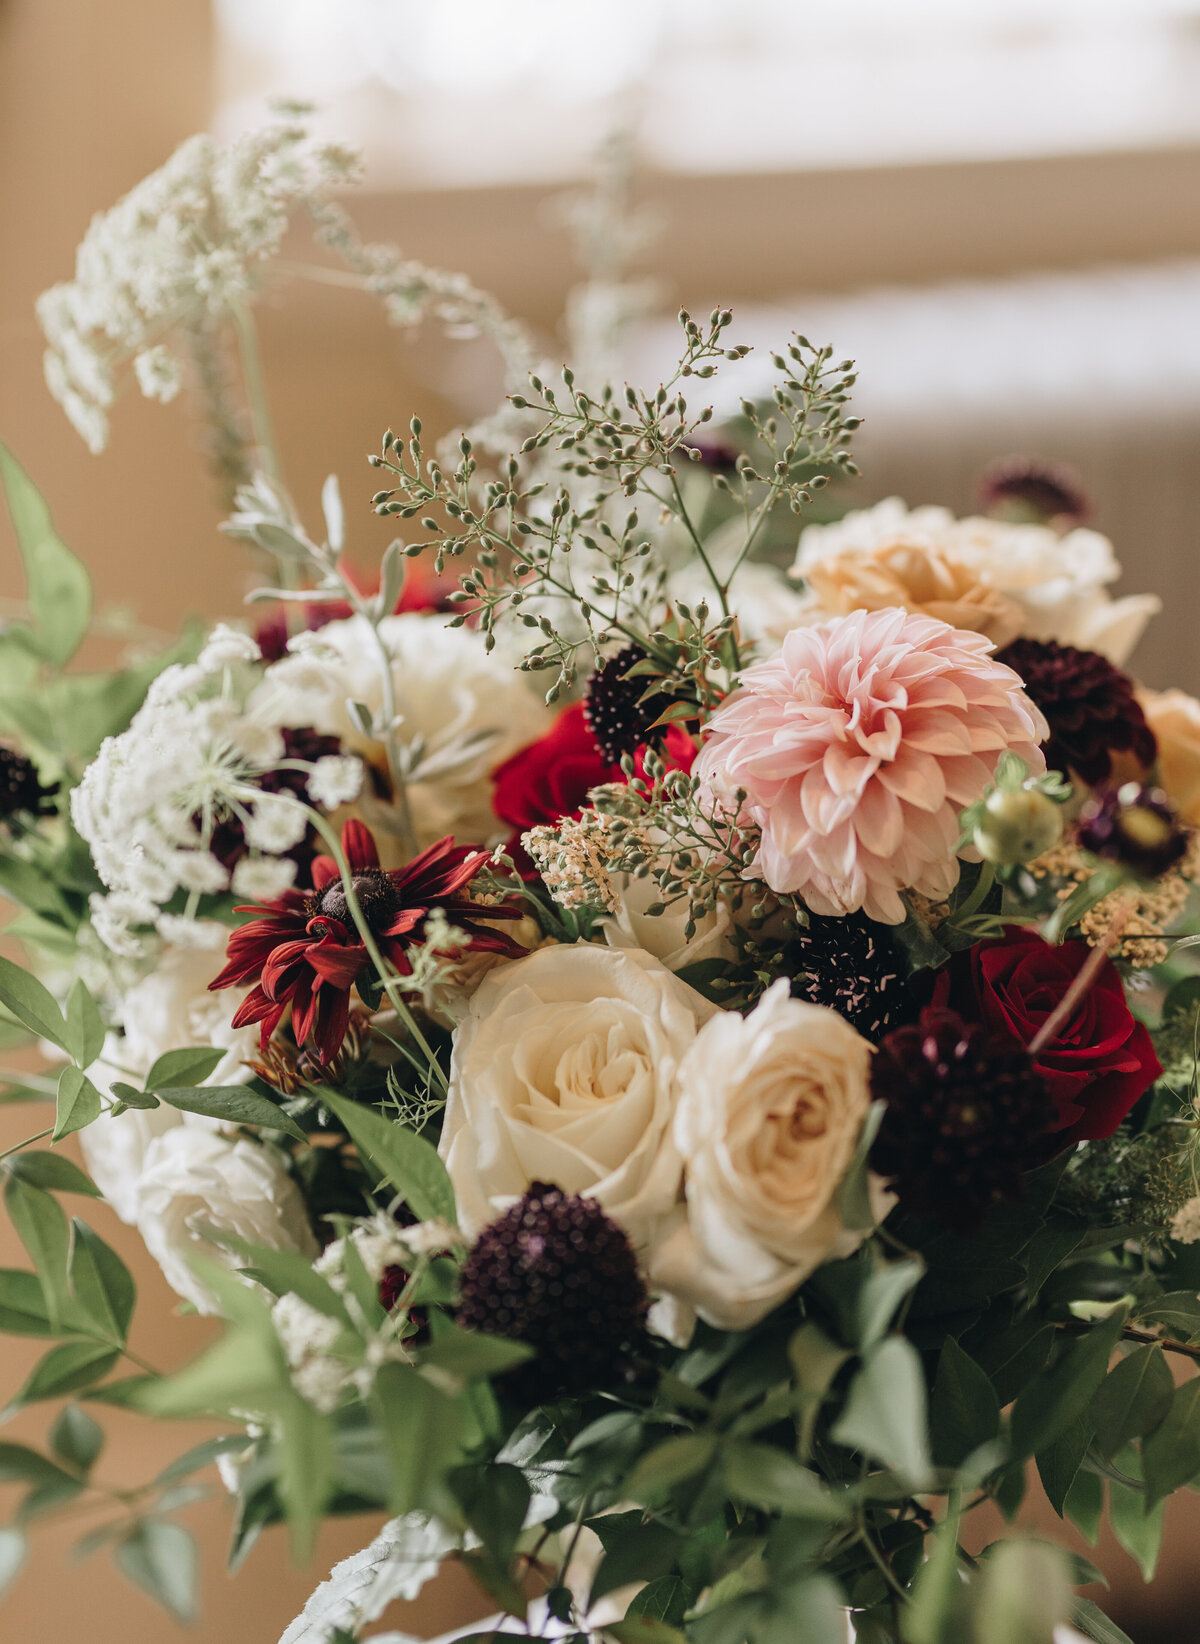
xmin=933 ymin=925 xmax=1160 ymax=1144
xmin=490 ymin=703 xmax=697 ymax=875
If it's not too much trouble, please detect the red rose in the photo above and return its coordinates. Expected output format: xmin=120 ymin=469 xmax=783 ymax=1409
xmin=490 ymin=703 xmax=697 ymax=874
xmin=934 ymin=925 xmax=1160 ymax=1144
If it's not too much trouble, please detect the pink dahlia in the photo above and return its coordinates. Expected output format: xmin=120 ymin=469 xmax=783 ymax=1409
xmin=696 ymin=606 xmax=1048 ymax=923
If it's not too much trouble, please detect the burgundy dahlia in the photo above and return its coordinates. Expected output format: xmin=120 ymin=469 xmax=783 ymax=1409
xmin=994 ymin=636 xmax=1156 ymax=786
xmin=1077 ymin=781 xmax=1190 ymax=879
xmin=870 ymin=1006 xmax=1054 ymax=1231
xmin=0 ymin=747 xmax=56 ymax=823
xmin=456 ymin=1184 xmax=648 ymax=1403
xmin=977 ymin=457 xmax=1089 ymax=527
xmin=210 ymin=819 xmax=525 ymax=1064
xmin=207 ymin=726 xmax=342 ymax=876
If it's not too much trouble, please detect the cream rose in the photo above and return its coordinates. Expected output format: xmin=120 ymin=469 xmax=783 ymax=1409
xmin=135 ymin=1128 xmax=318 ymax=1315
xmin=439 ymin=944 xmax=717 ymax=1244
xmin=1139 ymin=687 xmax=1200 ymax=826
xmin=648 ymin=980 xmax=877 ymax=1331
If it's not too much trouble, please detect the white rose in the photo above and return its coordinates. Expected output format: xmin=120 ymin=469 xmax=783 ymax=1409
xmin=247 ymin=613 xmax=553 ymax=848
xmin=134 ymin=1128 xmax=318 ymax=1315
xmin=600 ymin=870 xmax=734 ymax=974
xmin=648 ymin=980 xmax=878 ymax=1332
xmin=439 ymin=944 xmax=717 ymax=1245
xmin=791 ymin=496 xmax=1159 ymax=666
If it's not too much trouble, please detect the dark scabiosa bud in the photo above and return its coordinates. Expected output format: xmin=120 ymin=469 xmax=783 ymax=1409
xmin=870 ymin=1007 xmax=1053 ymax=1232
xmin=682 ymin=434 xmax=741 ymax=473
xmin=1077 ymin=781 xmax=1190 ymax=879
xmin=783 ymin=912 xmax=917 ymax=1045
xmin=994 ymin=637 xmax=1156 ymax=786
xmin=0 ymin=747 xmax=57 ymax=824
xmin=456 ymin=1183 xmax=649 ymax=1403
xmin=584 ymin=644 xmax=661 ymax=764
xmin=977 ymin=457 xmax=1090 ymax=528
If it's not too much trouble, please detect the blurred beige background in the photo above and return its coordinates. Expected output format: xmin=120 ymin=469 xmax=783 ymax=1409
xmin=5 ymin=1 xmax=1200 ymax=1639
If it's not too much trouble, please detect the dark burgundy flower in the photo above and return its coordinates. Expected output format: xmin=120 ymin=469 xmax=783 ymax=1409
xmin=456 ymin=1183 xmax=648 ymax=1403
xmin=206 ymin=726 xmax=342 ymax=876
xmin=584 ymin=644 xmax=670 ymax=764
xmin=977 ymin=456 xmax=1090 ymax=527
xmin=683 ymin=434 xmax=741 ymax=473
xmin=784 ymin=912 xmax=917 ymax=1045
xmin=1077 ymin=781 xmax=1190 ymax=880
xmin=870 ymin=1006 xmax=1054 ymax=1230
xmin=254 ymin=561 xmax=456 ymax=661
xmin=0 ymin=747 xmax=56 ymax=823
xmin=994 ymin=636 xmax=1156 ymax=785
xmin=210 ymin=819 xmax=525 ymax=1064
xmin=932 ymin=925 xmax=1161 ymax=1144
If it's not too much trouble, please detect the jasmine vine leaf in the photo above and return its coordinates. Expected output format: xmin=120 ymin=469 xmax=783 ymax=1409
xmin=69 ymin=1221 xmax=135 ymax=1343
xmin=114 ymin=1521 xmax=197 ymax=1623
xmin=144 ymin=1046 xmax=226 ymax=1091
xmin=65 ymin=980 xmax=106 ymax=1071
xmin=1089 ymin=1343 xmax=1173 ymax=1460
xmin=722 ymin=1442 xmax=841 ymax=1519
xmin=4 ymin=1177 xmax=70 ymax=1330
xmin=53 ymin=1066 xmax=102 ymax=1141
xmin=0 ymin=442 xmax=92 ymax=670
xmin=6 ymin=1152 xmax=100 ymax=1196
xmin=0 ymin=1269 xmax=55 ymax=1336
xmin=0 ymin=1527 xmax=25 ymax=1599
xmin=154 ymin=1084 xmax=307 ymax=1143
xmin=50 ymin=1404 xmax=103 ymax=1473
xmin=0 ymin=954 xmax=70 ymax=1053
xmin=930 ymin=1337 xmax=1000 ymax=1470
xmin=1109 ymin=1477 xmax=1165 ymax=1581
xmin=318 ymin=1088 xmax=455 ymax=1222
xmin=830 ymin=1336 xmax=933 ymax=1490
xmin=10 ymin=1342 xmax=120 ymax=1406
xmin=1141 ymin=1377 xmax=1200 ymax=1508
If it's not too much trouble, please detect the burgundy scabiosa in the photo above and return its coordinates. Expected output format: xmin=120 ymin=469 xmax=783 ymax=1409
xmin=870 ymin=1006 xmax=1054 ymax=1231
xmin=784 ymin=912 xmax=916 ymax=1045
xmin=995 ymin=636 xmax=1156 ymax=785
xmin=456 ymin=1183 xmax=649 ymax=1403
xmin=584 ymin=644 xmax=664 ymax=764
xmin=209 ymin=818 xmax=525 ymax=1064
xmin=977 ymin=456 xmax=1090 ymax=528
xmin=1077 ymin=781 xmax=1190 ymax=879
xmin=0 ymin=746 xmax=57 ymax=823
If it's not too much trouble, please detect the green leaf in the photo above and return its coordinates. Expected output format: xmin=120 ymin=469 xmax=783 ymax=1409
xmin=1089 ymin=1344 xmax=1173 ymax=1460
xmin=930 ymin=1338 xmax=1000 ymax=1470
xmin=1141 ymin=1376 xmax=1200 ymax=1508
xmin=0 ymin=856 xmax=74 ymax=924
xmin=219 ymin=1236 xmax=349 ymax=1324
xmin=765 ymin=1575 xmax=846 ymax=1644
xmin=50 ymin=1404 xmax=104 ymax=1473
xmin=905 ymin=1494 xmax=963 ymax=1644
xmin=0 ymin=443 xmax=91 ymax=669
xmin=155 ymin=1084 xmax=307 ymax=1143
xmin=318 ymin=1089 xmax=455 ymax=1221
xmin=449 ymin=1463 xmax=531 ymax=1565
xmin=0 ymin=1527 xmax=25 ymax=1599
xmin=722 ymin=1443 xmax=841 ymax=1519
xmin=0 ymin=1442 xmax=79 ymax=1487
xmin=856 ymin=1259 xmax=924 ymax=1350
xmin=371 ymin=1360 xmax=468 ymax=1514
xmin=275 ymin=1389 xmax=333 ymax=1560
xmin=836 ymin=1101 xmax=885 ymax=1233
xmin=115 ymin=1521 xmax=197 ymax=1623
xmin=65 ymin=980 xmax=106 ymax=1071
xmin=4 ymin=1175 xmax=70 ymax=1329
xmin=590 ymin=1520 xmax=683 ymax=1605
xmin=6 ymin=1151 xmax=99 ymax=1196
xmin=788 ymin=1322 xmax=851 ymax=1460
xmin=144 ymin=1047 xmax=225 ymax=1091
xmin=10 ymin=1342 xmax=119 ymax=1405
xmin=69 ymin=1221 xmax=135 ymax=1342
xmin=1109 ymin=1480 xmax=1165 ymax=1581
xmin=627 ymin=1433 xmax=719 ymax=1500
xmin=1025 ymin=1223 xmax=1086 ymax=1302
xmin=0 ymin=953 xmax=70 ymax=1052
xmin=1036 ymin=1412 xmax=1092 ymax=1516
xmin=626 ymin=1576 xmax=690 ymax=1628
xmin=1071 ymin=1597 xmax=1134 ymax=1644
xmin=830 ymin=1337 xmax=933 ymax=1490
xmin=1009 ymin=1309 xmax=1127 ymax=1460
xmin=421 ymin=1320 xmax=533 ymax=1381
xmin=53 ymin=1066 xmax=102 ymax=1141
xmin=1064 ymin=1466 xmax=1104 ymax=1546
xmin=0 ymin=1268 xmax=54 ymax=1335
xmin=608 ymin=1618 xmax=687 ymax=1644
xmin=973 ymin=1538 xmax=1073 ymax=1644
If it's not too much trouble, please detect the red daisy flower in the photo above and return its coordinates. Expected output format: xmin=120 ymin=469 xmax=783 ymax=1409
xmin=209 ymin=819 xmax=524 ymax=1064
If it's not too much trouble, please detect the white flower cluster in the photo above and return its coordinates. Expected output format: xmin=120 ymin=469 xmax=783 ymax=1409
xmin=71 ymin=626 xmax=353 ymax=955
xmin=791 ymin=495 xmax=1160 ymax=667
xmin=37 ymin=117 xmax=358 ymax=451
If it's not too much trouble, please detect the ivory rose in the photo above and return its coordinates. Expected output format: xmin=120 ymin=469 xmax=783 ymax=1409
xmin=1139 ymin=687 xmax=1200 ymax=825
xmin=439 ymin=943 xmax=717 ymax=1243
xmin=649 ymin=980 xmax=878 ymax=1331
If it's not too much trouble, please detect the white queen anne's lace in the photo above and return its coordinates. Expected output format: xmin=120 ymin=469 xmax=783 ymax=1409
xmin=37 ymin=117 xmax=358 ymax=451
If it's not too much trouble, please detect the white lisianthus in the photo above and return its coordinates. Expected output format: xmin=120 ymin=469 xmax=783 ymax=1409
xmin=134 ymin=1129 xmax=317 ymax=1315
xmin=439 ymin=944 xmax=717 ymax=1244
xmin=648 ymin=980 xmax=882 ymax=1332
xmin=600 ymin=868 xmax=734 ymax=974
xmin=80 ymin=1047 xmax=188 ymax=1226
xmin=791 ymin=496 xmax=1160 ymax=667
xmin=248 ymin=613 xmax=552 ymax=850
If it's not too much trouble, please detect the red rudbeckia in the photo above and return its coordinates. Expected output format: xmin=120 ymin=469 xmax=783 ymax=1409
xmin=209 ymin=819 xmax=524 ymax=1064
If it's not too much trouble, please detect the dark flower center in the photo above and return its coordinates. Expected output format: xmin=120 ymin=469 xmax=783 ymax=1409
xmin=314 ymin=870 xmax=403 ymax=933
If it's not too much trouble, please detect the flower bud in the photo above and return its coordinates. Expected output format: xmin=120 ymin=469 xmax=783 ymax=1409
xmin=973 ymin=785 xmax=1064 ymax=864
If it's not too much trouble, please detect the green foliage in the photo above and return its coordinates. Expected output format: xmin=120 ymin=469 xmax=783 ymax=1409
xmin=0 ymin=443 xmax=91 ymax=671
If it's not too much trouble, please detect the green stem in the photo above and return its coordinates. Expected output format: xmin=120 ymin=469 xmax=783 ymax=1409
xmin=0 ymin=1125 xmax=53 ymax=1164
xmin=229 ymin=302 xmax=282 ymax=490
xmin=306 ymin=811 xmax=449 ymax=1093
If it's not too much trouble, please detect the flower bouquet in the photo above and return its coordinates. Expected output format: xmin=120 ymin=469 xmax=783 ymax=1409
xmin=4 ymin=111 xmax=1200 ymax=1644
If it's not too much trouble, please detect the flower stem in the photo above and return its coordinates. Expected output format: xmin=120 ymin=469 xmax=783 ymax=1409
xmin=229 ymin=301 xmax=282 ymax=490
xmin=1029 ymin=894 xmax=1136 ymax=1057
xmin=0 ymin=1126 xmax=53 ymax=1164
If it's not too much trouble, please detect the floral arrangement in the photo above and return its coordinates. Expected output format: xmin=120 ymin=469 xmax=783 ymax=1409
xmin=4 ymin=111 xmax=1200 ymax=1644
